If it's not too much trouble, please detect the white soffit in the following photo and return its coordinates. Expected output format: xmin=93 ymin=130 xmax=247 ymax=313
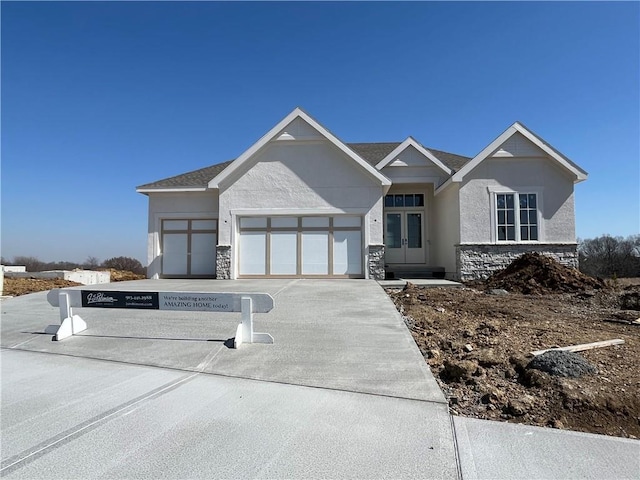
xmin=208 ymin=107 xmax=391 ymax=189
xmin=375 ymin=137 xmax=452 ymax=175
xmin=451 ymin=122 xmax=588 ymax=183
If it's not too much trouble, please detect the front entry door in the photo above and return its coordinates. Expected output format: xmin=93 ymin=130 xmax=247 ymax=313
xmin=385 ymin=211 xmax=425 ymax=264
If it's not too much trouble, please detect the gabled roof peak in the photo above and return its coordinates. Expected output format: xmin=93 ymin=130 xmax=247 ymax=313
xmin=451 ymin=122 xmax=587 ymax=183
xmin=374 ymin=136 xmax=452 ymax=175
xmin=207 ymin=107 xmax=391 ymax=189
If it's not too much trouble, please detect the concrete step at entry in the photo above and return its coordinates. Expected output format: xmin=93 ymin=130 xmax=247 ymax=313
xmin=385 ymin=265 xmax=446 ymax=280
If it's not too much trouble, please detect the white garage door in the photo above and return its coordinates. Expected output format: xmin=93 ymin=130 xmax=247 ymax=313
xmin=238 ymin=216 xmax=363 ymax=278
xmin=161 ymin=219 xmax=217 ymax=278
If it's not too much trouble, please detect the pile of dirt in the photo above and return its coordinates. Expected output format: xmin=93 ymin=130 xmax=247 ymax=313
xmin=2 ymin=270 xmax=145 ymax=297
xmin=106 ymin=269 xmax=146 ymax=282
xmin=389 ymin=283 xmax=640 ymax=438
xmin=479 ymin=253 xmax=606 ymax=294
xmin=3 ymin=278 xmax=82 ymax=296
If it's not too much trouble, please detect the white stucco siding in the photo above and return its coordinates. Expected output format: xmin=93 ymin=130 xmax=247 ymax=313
xmin=432 ymin=183 xmax=460 ymax=276
xmin=459 ymin=157 xmax=576 ymax=243
xmin=145 ymin=192 xmax=219 ymax=277
xmin=381 ymin=166 xmax=445 ymax=184
xmin=218 ymin=141 xmax=385 ymax=245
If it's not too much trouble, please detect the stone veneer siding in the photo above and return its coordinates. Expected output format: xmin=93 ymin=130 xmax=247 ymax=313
xmin=368 ymin=245 xmax=385 ymax=280
xmin=215 ymin=245 xmax=231 ymax=279
xmin=456 ymin=243 xmax=578 ymax=281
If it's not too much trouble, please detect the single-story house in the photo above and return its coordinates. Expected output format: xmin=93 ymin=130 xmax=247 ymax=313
xmin=137 ymin=107 xmax=587 ymax=281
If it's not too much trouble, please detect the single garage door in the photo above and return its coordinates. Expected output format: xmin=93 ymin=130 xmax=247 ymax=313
xmin=238 ymin=216 xmax=362 ymax=278
xmin=161 ymin=219 xmax=217 ymax=278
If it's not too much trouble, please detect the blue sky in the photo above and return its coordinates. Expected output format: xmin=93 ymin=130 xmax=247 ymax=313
xmin=2 ymin=1 xmax=638 ymax=264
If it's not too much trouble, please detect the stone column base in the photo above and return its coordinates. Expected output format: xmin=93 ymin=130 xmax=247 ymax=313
xmin=216 ymin=245 xmax=231 ymax=279
xmin=368 ymin=245 xmax=385 ymax=280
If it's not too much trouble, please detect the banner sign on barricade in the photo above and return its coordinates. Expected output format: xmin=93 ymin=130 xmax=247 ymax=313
xmin=45 ymin=289 xmax=274 ymax=348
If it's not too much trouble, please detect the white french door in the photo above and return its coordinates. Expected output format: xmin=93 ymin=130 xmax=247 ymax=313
xmin=384 ymin=211 xmax=425 ymax=264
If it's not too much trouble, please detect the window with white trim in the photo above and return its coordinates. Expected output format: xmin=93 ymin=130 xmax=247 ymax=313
xmin=496 ymin=193 xmax=538 ymax=242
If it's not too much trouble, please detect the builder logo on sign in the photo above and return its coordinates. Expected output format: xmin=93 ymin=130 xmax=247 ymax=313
xmin=80 ymin=291 xmax=159 ymax=309
xmin=85 ymin=292 xmax=117 ymax=305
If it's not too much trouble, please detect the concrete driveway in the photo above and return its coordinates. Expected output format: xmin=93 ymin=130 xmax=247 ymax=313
xmin=1 ymin=279 xmax=458 ymax=479
xmin=1 ymin=279 xmax=443 ymax=402
xmin=2 ymin=279 xmax=638 ymax=479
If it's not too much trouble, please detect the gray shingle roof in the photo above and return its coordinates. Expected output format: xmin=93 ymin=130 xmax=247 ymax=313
xmin=136 ymin=143 xmax=471 ymax=190
xmin=136 ymin=161 xmax=233 ymax=190
xmin=347 ymin=143 xmax=470 ymax=172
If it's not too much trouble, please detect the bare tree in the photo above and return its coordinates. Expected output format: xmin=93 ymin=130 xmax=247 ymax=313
xmin=12 ymin=256 xmax=47 ymax=272
xmin=83 ymin=256 xmax=101 ymax=270
xmin=579 ymin=235 xmax=640 ymax=278
xmin=101 ymin=256 xmax=145 ymax=275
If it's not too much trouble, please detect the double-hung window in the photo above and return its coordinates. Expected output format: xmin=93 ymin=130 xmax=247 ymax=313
xmin=496 ymin=193 xmax=538 ymax=242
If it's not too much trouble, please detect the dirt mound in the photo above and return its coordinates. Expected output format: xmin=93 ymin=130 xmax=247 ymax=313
xmin=107 ymin=269 xmax=146 ymax=282
xmin=2 ymin=270 xmax=145 ymax=297
xmin=3 ymin=278 xmax=82 ymax=296
xmin=527 ymin=351 xmax=597 ymax=377
xmin=480 ymin=253 xmax=605 ymax=294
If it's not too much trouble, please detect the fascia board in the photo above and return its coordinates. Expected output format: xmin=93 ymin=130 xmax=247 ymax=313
xmin=136 ymin=187 xmax=208 ymax=194
xmin=209 ymin=107 xmax=392 ymax=189
xmin=451 ymin=125 xmax=518 ymax=182
xmin=434 ymin=177 xmax=453 ymax=196
xmin=513 ymin=123 xmax=588 ymax=182
xmin=375 ymin=138 xmax=413 ymax=169
xmin=376 ymin=137 xmax=452 ymax=175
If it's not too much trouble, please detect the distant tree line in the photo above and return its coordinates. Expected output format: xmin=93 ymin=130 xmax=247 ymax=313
xmin=1 ymin=255 xmax=146 ymax=276
xmin=578 ymin=234 xmax=640 ymax=278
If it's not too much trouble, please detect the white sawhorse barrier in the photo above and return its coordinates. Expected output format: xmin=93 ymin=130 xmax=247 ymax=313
xmin=46 ymin=289 xmax=274 ymax=348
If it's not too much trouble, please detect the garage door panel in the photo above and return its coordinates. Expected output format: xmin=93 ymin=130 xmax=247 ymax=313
xmin=239 ymin=231 xmax=267 ymax=275
xmin=162 ymin=233 xmax=188 ymax=275
xmin=333 ymin=230 xmax=362 ymax=275
xmin=190 ymin=233 xmax=217 ymax=275
xmin=270 ymin=232 xmax=297 ymax=275
xmin=302 ymin=231 xmax=329 ymax=275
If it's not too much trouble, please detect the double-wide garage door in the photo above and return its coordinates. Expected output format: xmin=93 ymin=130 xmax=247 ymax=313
xmin=238 ymin=216 xmax=363 ymax=278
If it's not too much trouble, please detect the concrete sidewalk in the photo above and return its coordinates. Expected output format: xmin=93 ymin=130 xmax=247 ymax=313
xmin=2 ymin=279 xmax=638 ymax=479
xmin=1 ymin=349 xmax=456 ymax=479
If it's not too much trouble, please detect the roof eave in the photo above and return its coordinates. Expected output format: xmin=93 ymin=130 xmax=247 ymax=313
xmin=135 ymin=187 xmax=209 ymax=194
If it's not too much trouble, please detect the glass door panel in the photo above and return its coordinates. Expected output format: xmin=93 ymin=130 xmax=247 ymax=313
xmin=385 ymin=213 xmax=404 ymax=264
xmin=405 ymin=212 xmax=425 ymax=263
xmin=407 ymin=214 xmax=422 ymax=248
